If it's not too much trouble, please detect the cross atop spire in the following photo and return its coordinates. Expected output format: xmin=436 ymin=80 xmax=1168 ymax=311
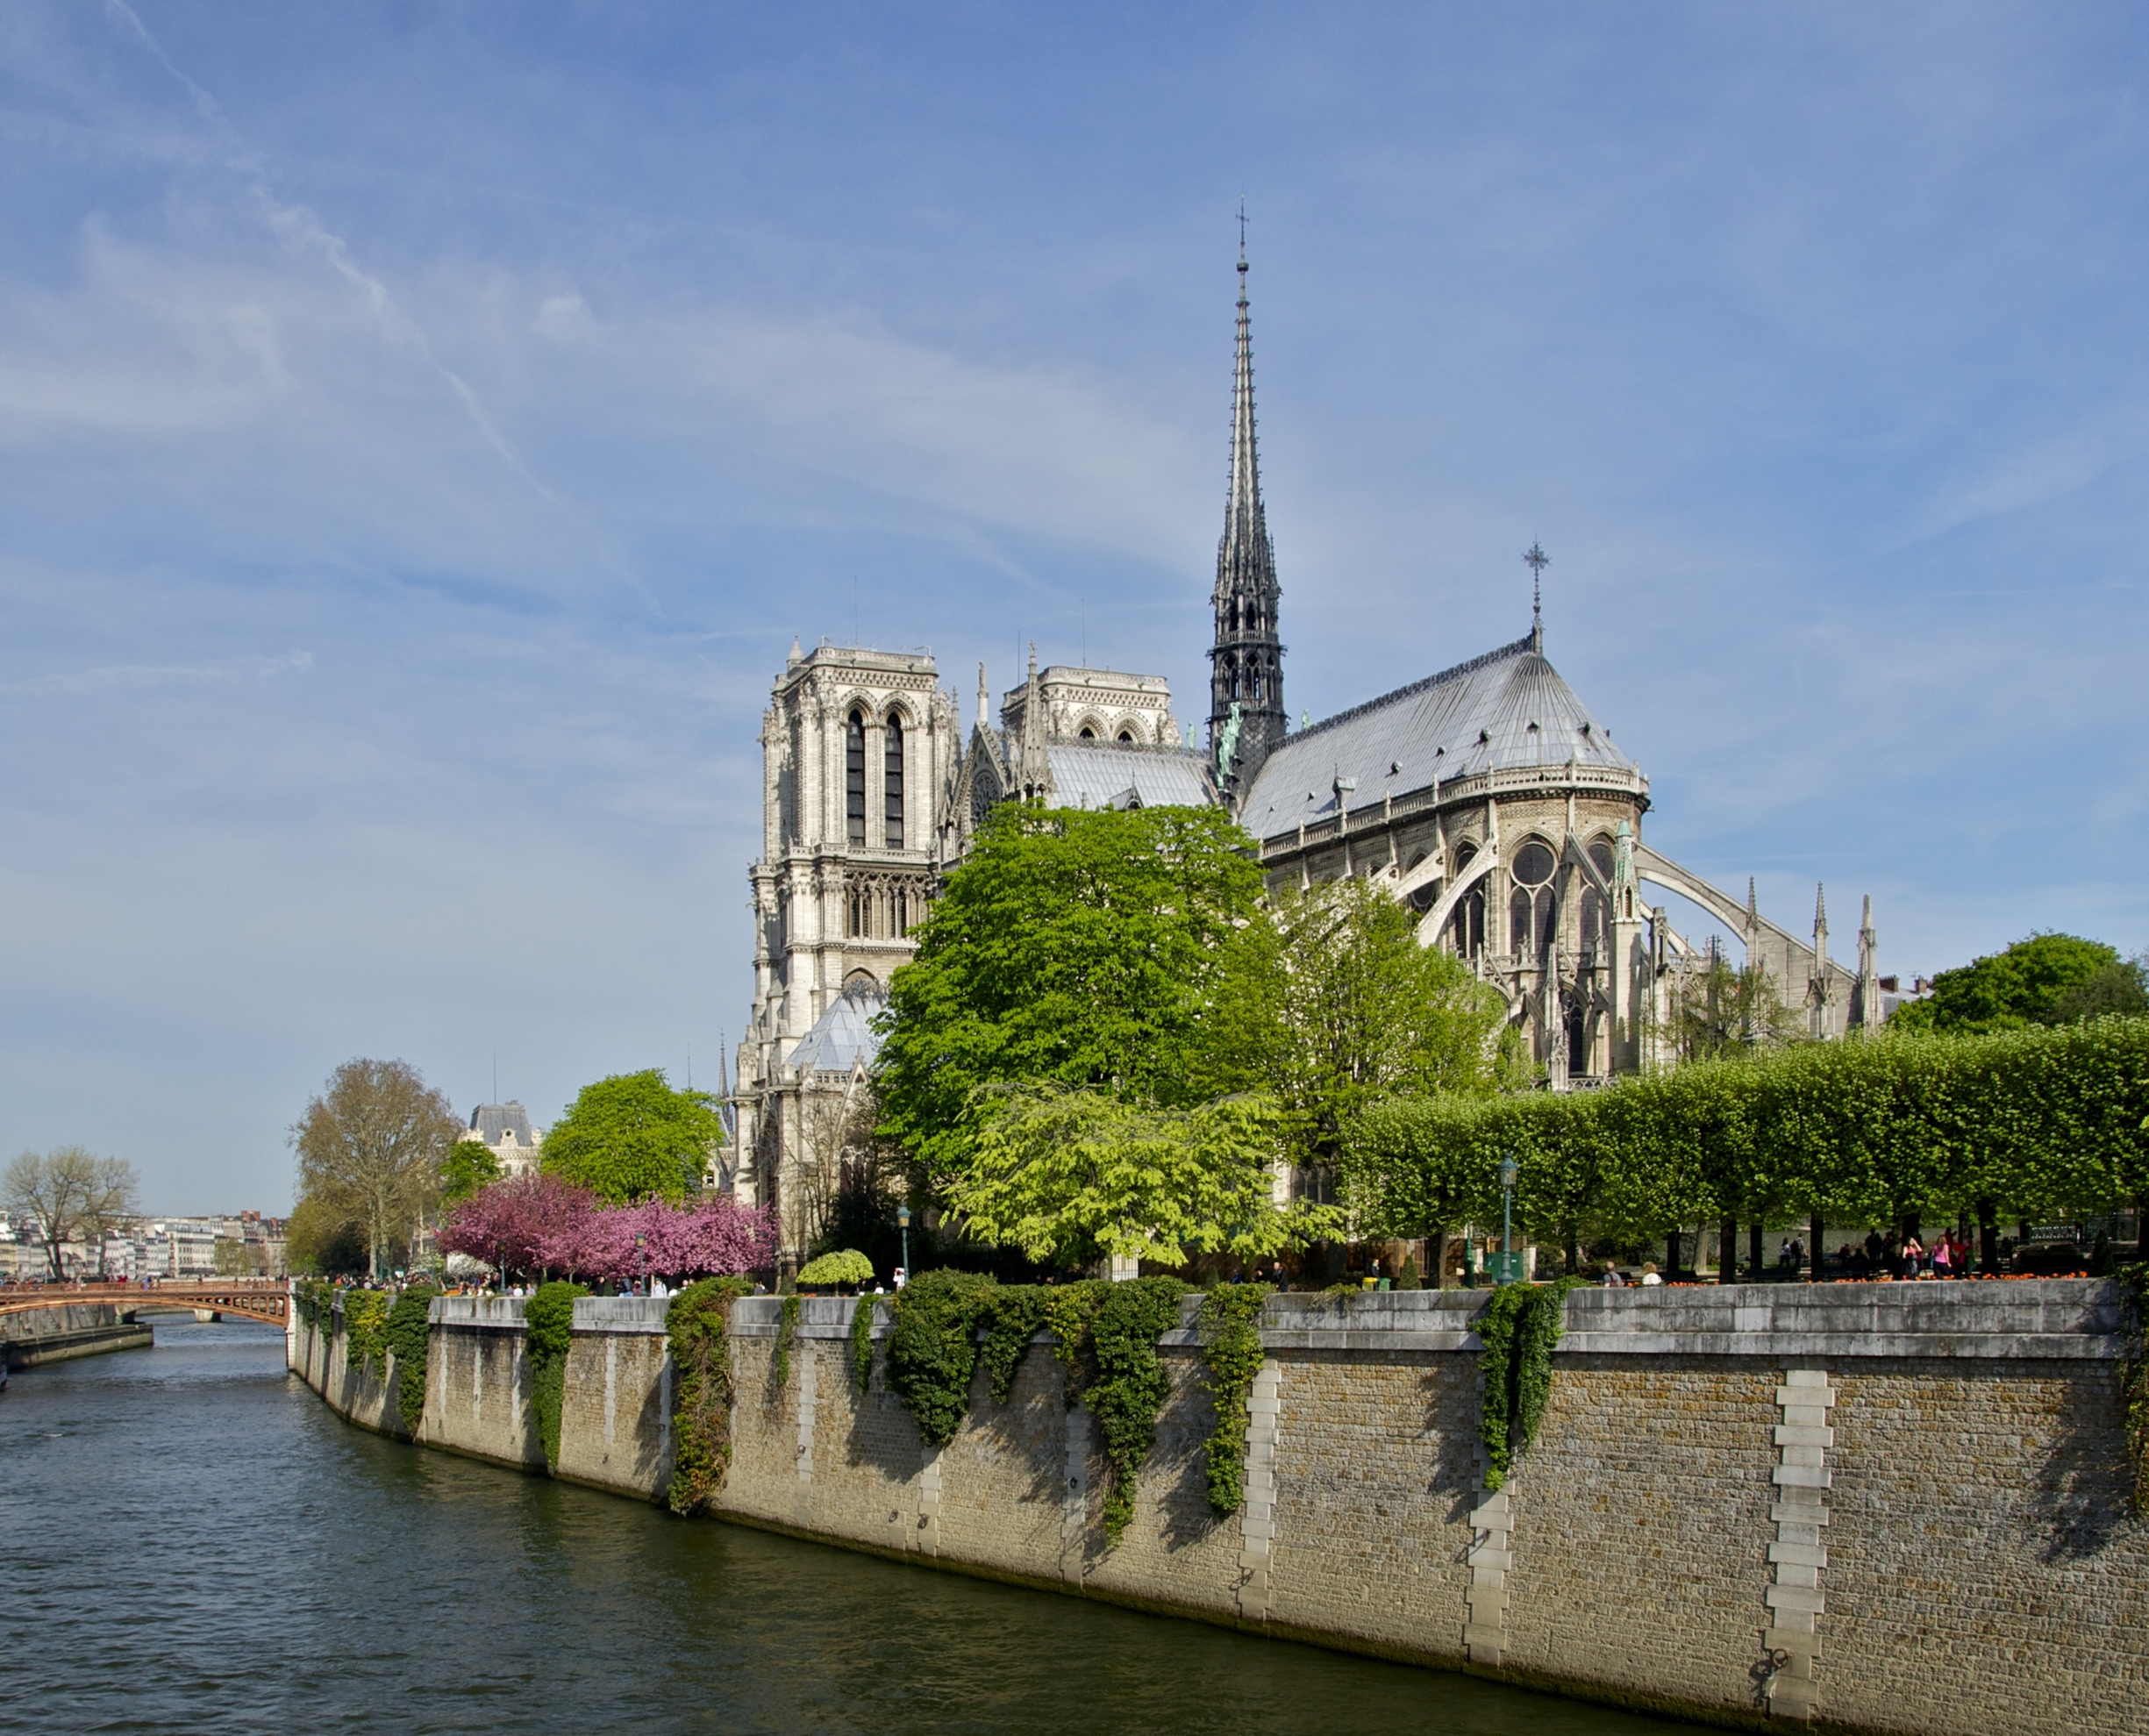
xmin=1524 ymin=542 xmax=1549 ymax=651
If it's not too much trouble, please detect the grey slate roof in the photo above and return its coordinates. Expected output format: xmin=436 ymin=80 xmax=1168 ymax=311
xmin=1046 ymin=743 xmax=1218 ymax=811
xmin=470 ymin=1102 xmax=538 ymax=1146
xmin=788 ymin=982 xmax=888 ymax=1075
xmin=1239 ymin=632 xmax=1634 ymax=841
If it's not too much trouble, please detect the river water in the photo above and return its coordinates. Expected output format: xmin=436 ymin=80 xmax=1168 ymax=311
xmin=1 ymin=1319 xmax=1693 ymax=1735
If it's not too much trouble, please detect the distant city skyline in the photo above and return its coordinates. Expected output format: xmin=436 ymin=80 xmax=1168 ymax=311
xmin=4 ymin=4 xmax=2147 ymax=1209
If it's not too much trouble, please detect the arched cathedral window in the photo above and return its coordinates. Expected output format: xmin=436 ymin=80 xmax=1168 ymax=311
xmin=1581 ymin=837 xmax=1615 ymax=957
xmin=1510 ymin=839 xmax=1555 ymax=958
xmin=884 ymin=713 xmax=904 ymax=849
xmin=846 ymin=710 xmax=867 ymax=847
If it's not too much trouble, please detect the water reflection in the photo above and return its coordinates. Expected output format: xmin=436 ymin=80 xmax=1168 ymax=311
xmin=0 ymin=1319 xmax=1693 ymax=1735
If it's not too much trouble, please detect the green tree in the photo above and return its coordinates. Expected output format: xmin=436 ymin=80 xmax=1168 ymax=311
xmin=876 ymin=804 xmax=1269 ymax=1175
xmin=542 ymin=1069 xmax=721 ymax=1204
xmin=1668 ymin=954 xmax=1802 ymax=1063
xmin=1239 ymin=876 xmax=1512 ymax=1169
xmin=290 ymin=1058 xmax=459 ymax=1280
xmin=1889 ymin=932 xmax=2130 ymax=1034
xmin=440 ymin=1138 xmax=502 ymax=1206
xmin=283 ymin=1193 xmax=369 ymax=1276
xmin=942 ymin=1086 xmax=1337 ymax=1269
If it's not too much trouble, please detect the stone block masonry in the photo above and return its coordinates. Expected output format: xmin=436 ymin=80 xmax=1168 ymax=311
xmin=289 ymin=1280 xmax=2147 ymax=1736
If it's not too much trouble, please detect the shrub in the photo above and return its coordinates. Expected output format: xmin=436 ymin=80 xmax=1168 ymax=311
xmin=796 ymin=1249 xmax=875 ymax=1290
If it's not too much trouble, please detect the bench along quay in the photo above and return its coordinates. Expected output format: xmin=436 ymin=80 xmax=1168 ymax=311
xmin=288 ymin=1275 xmax=2145 ymax=1736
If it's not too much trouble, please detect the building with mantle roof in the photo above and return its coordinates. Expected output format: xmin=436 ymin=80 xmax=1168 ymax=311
xmin=731 ymin=242 xmax=1881 ymax=1261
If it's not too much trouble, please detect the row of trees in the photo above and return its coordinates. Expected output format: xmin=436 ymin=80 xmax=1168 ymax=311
xmin=289 ymin=1060 xmax=729 ymax=1279
xmin=873 ymin=805 xmax=1520 ymax=1271
xmin=438 ymin=1173 xmax=776 ymax=1286
xmin=2 ymin=1146 xmax=143 ymax=1279
xmin=1344 ymin=1016 xmax=2149 ymax=1269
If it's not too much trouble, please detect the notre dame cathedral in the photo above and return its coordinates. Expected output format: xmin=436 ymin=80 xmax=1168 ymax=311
xmin=729 ymin=248 xmax=1883 ymax=1260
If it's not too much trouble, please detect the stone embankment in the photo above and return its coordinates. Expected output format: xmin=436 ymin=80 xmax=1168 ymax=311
xmin=289 ymin=1279 xmax=2145 ymax=1736
xmin=1 ymin=1299 xmax=155 ymax=1368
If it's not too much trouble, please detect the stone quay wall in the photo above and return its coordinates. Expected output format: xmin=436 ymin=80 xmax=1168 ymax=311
xmin=0 ymin=1299 xmax=154 ymax=1367
xmin=289 ymin=1279 xmax=2147 ymax=1736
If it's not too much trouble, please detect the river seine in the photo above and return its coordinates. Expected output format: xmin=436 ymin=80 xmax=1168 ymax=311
xmin=2 ymin=1318 xmax=1693 ymax=1734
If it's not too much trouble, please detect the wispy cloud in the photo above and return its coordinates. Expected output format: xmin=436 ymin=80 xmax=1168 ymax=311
xmin=6 ymin=649 xmax=312 ymax=697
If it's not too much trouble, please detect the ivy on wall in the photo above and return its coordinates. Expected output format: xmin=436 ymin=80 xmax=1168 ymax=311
xmin=772 ymin=1294 xmax=801 ymax=1389
xmin=1475 ymin=1277 xmax=1587 ymax=1490
xmin=384 ymin=1283 xmax=439 ymax=1434
xmin=296 ymin=1279 xmax=334 ymax=1330
xmin=2122 ymin=1263 xmax=2149 ymax=1515
xmin=342 ymin=1289 xmax=391 ymax=1377
xmin=877 ymin=1272 xmax=1200 ymax=1546
xmin=1196 ymin=1284 xmax=1272 ymax=1517
xmin=525 ymin=1281 xmax=588 ymax=1473
xmin=851 ymin=1293 xmax=880 ymax=1395
xmin=667 ymin=1275 xmax=753 ymax=1515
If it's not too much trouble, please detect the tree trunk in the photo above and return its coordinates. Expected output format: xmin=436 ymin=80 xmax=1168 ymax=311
xmin=1981 ymin=1198 xmax=2002 ymax=1276
xmin=1719 ymin=1215 xmax=1738 ymax=1284
xmin=1749 ymin=1221 xmax=1765 ymax=1279
xmin=1565 ymin=1233 xmax=1580 ymax=1276
xmin=1810 ymin=1213 xmax=1826 ymax=1282
xmin=1666 ymin=1228 xmax=1681 ymax=1278
xmin=1434 ymin=1228 xmax=1453 ymax=1289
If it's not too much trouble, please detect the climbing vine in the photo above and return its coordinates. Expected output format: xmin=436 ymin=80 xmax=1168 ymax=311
xmin=2121 ymin=1263 xmax=2149 ymax=1515
xmin=772 ymin=1294 xmax=801 ymax=1389
xmin=1058 ymin=1276 xmax=1192 ymax=1544
xmin=384 ymin=1283 xmax=439 ymax=1434
xmin=525 ymin=1281 xmax=588 ymax=1473
xmin=875 ymin=1271 xmax=1222 ymax=1547
xmin=667 ymin=1275 xmax=753 ymax=1515
xmin=851 ymin=1293 xmax=880 ymax=1394
xmin=341 ymin=1288 xmax=391 ymax=1377
xmin=885 ymin=1270 xmax=1001 ymax=1447
xmin=976 ymin=1286 xmax=1049 ymax=1405
xmin=1197 ymin=1284 xmax=1272 ymax=1517
xmin=296 ymin=1279 xmax=334 ymax=1330
xmin=1476 ymin=1278 xmax=1588 ymax=1490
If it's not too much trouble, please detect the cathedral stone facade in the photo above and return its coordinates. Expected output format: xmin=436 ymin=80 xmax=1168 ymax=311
xmin=731 ymin=251 xmax=1880 ymax=1262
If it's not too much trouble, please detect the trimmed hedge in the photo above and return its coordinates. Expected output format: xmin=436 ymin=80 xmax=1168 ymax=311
xmin=1345 ymin=1019 xmax=2149 ymax=1254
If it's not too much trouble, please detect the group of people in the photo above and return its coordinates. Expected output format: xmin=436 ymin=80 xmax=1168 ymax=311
xmin=1834 ymin=1227 xmax=1975 ymax=1280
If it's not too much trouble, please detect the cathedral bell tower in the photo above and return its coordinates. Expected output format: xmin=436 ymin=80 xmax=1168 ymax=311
xmin=1208 ymin=238 xmax=1286 ymax=798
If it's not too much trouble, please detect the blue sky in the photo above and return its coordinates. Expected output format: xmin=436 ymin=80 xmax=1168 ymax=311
xmin=4 ymin=3 xmax=2146 ymax=1211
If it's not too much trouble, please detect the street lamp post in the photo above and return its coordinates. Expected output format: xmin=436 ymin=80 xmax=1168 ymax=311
xmin=896 ymin=1204 xmax=910 ymax=1289
xmin=636 ymin=1232 xmax=646 ymax=1298
xmin=1498 ymin=1156 xmax=1520 ymax=1285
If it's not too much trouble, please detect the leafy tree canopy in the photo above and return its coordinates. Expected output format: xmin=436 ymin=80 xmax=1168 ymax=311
xmin=1890 ymin=932 xmax=2140 ymax=1034
xmin=942 ymin=1086 xmax=1339 ymax=1270
xmin=876 ymin=804 xmax=1268 ymax=1174
xmin=440 ymin=1138 xmax=502 ymax=1207
xmin=290 ymin=1057 xmax=458 ymax=1280
xmin=542 ymin=1068 xmax=722 ymax=1204
xmin=1234 ymin=876 xmax=1516 ymax=1167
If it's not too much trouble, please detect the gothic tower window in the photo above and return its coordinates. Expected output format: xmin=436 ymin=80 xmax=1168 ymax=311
xmin=884 ymin=712 xmax=905 ymax=849
xmin=846 ymin=710 xmax=867 ymax=847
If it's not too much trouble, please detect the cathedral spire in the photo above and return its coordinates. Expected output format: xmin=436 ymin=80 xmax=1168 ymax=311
xmin=1209 ymin=225 xmax=1285 ymax=797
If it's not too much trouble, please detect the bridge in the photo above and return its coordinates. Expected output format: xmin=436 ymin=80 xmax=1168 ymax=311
xmin=0 ymin=1280 xmax=289 ymax=1330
